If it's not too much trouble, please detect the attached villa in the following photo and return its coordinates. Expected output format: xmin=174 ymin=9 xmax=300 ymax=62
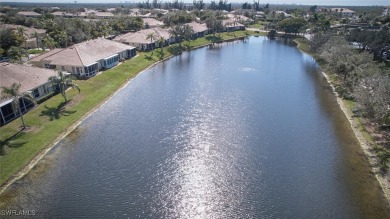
xmin=114 ymin=27 xmax=173 ymax=51
xmin=0 ymin=63 xmax=57 ymax=126
xmin=29 ymin=38 xmax=136 ymax=78
xmin=222 ymin=19 xmax=245 ymax=32
xmin=143 ymin=18 xmax=164 ymax=28
xmin=186 ymin=22 xmax=209 ymax=39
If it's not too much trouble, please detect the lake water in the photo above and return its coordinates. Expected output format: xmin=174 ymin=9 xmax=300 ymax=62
xmin=1 ymin=37 xmax=389 ymax=218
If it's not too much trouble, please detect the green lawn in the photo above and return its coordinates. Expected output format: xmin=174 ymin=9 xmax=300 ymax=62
xmin=249 ymin=22 xmax=269 ymax=29
xmin=0 ymin=31 xmax=260 ymax=187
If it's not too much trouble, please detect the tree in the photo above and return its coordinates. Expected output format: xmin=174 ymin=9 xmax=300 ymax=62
xmin=157 ymin=36 xmax=166 ymax=60
xmin=31 ymin=31 xmax=40 ymax=49
xmin=42 ymin=35 xmax=57 ymax=50
xmin=169 ymin=24 xmax=194 ymax=48
xmin=7 ymin=46 xmax=27 ymax=63
xmin=146 ymin=32 xmax=156 ymax=52
xmin=42 ymin=35 xmax=56 ymax=50
xmin=49 ymin=71 xmax=80 ymax=103
xmin=277 ymin=17 xmax=307 ymax=35
xmin=16 ymin=27 xmax=28 ymax=48
xmin=58 ymin=31 xmax=70 ymax=48
xmin=205 ymin=16 xmax=223 ymax=43
xmin=0 ymin=28 xmax=20 ymax=52
xmin=1 ymin=83 xmax=36 ymax=129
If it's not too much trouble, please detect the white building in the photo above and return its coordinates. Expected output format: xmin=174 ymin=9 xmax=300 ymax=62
xmin=383 ymin=6 xmax=390 ymax=16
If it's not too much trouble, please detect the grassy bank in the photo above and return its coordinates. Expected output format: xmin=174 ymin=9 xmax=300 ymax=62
xmin=295 ymin=37 xmax=390 ymax=200
xmin=295 ymin=37 xmax=390 ymax=171
xmin=0 ymin=30 xmax=259 ymax=188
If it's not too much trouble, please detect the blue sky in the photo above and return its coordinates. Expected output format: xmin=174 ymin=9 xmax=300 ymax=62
xmin=1 ymin=0 xmax=388 ymax=6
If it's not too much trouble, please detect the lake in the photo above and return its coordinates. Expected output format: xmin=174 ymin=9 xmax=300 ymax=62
xmin=1 ymin=37 xmax=389 ymax=218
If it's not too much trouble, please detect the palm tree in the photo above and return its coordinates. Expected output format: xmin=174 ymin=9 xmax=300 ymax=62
xmin=157 ymin=36 xmax=166 ymax=60
xmin=49 ymin=71 xmax=80 ymax=103
xmin=42 ymin=35 xmax=57 ymax=51
xmin=1 ymin=83 xmax=36 ymax=129
xmin=7 ymin=46 xmax=28 ymax=63
xmin=16 ymin=27 xmax=28 ymax=48
xmin=31 ymin=31 xmax=40 ymax=49
xmin=146 ymin=32 xmax=156 ymax=52
xmin=58 ymin=31 xmax=70 ymax=48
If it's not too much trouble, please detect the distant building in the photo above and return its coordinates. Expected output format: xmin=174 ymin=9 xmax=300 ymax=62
xmin=330 ymin=8 xmax=355 ymax=17
xmin=16 ymin=11 xmax=41 ymax=17
xmin=0 ymin=24 xmax=46 ymax=49
xmin=274 ymin=11 xmax=292 ymax=18
xmin=0 ymin=63 xmax=57 ymax=126
xmin=51 ymin=11 xmax=76 ymax=17
xmin=29 ymin=38 xmax=136 ymax=78
xmin=186 ymin=22 xmax=209 ymax=38
xmin=222 ymin=19 xmax=245 ymax=32
xmin=383 ymin=6 xmax=390 ymax=16
xmin=114 ymin=27 xmax=173 ymax=51
xmin=143 ymin=18 xmax=164 ymax=28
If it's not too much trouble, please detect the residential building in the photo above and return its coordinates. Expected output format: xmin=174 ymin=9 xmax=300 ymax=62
xmin=383 ymin=6 xmax=390 ymax=16
xmin=0 ymin=63 xmax=57 ymax=126
xmin=186 ymin=22 xmax=209 ymax=38
xmin=222 ymin=19 xmax=245 ymax=32
xmin=51 ymin=11 xmax=76 ymax=17
xmin=0 ymin=24 xmax=46 ymax=49
xmin=29 ymin=38 xmax=136 ymax=78
xmin=330 ymin=8 xmax=355 ymax=17
xmin=114 ymin=27 xmax=173 ymax=51
xmin=143 ymin=18 xmax=164 ymax=28
xmin=16 ymin=11 xmax=41 ymax=17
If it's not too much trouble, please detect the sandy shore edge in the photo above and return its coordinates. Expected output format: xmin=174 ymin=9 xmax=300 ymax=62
xmin=321 ymin=72 xmax=390 ymax=203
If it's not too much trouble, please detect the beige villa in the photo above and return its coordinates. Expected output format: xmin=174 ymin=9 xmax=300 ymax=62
xmin=29 ymin=38 xmax=136 ymax=78
xmin=114 ymin=27 xmax=173 ymax=51
xmin=186 ymin=22 xmax=209 ymax=38
xmin=0 ymin=63 xmax=57 ymax=126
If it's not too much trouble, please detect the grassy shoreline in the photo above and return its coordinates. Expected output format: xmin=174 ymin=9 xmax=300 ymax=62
xmin=294 ymin=37 xmax=390 ymax=202
xmin=0 ymin=30 xmax=264 ymax=193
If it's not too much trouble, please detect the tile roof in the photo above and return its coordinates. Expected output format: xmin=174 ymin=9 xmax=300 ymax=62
xmin=51 ymin=11 xmax=76 ymax=17
xmin=114 ymin=27 xmax=171 ymax=44
xmin=29 ymin=48 xmax=64 ymax=62
xmin=222 ymin=19 xmax=245 ymax=27
xmin=0 ymin=63 xmax=57 ymax=94
xmin=143 ymin=18 xmax=164 ymax=27
xmin=330 ymin=8 xmax=355 ymax=13
xmin=35 ymin=38 xmax=136 ymax=67
xmin=16 ymin=11 xmax=41 ymax=16
xmin=186 ymin=22 xmax=208 ymax=33
xmin=0 ymin=24 xmax=46 ymax=37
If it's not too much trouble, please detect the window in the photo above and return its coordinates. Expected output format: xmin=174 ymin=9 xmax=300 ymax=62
xmin=32 ymin=88 xmax=39 ymax=98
